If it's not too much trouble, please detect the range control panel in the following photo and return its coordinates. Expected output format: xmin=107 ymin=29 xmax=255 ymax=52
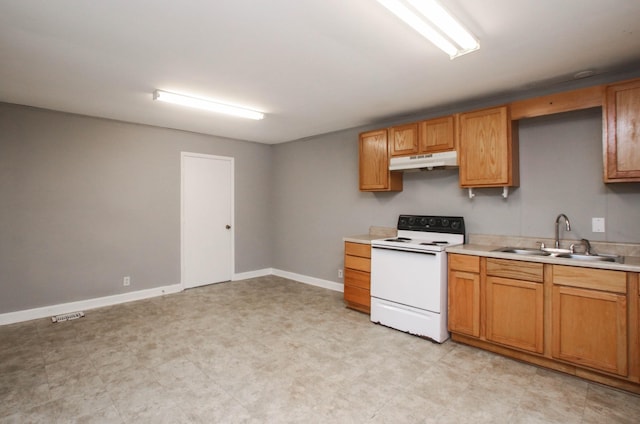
xmin=397 ymin=215 xmax=465 ymax=235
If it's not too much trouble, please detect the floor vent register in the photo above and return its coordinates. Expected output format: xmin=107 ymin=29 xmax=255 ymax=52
xmin=51 ymin=311 xmax=85 ymax=323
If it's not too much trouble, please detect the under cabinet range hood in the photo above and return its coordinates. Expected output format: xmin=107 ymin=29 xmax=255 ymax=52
xmin=389 ymin=151 xmax=458 ymax=171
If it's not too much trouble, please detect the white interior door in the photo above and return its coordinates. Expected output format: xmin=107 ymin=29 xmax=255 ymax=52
xmin=181 ymin=152 xmax=234 ymax=289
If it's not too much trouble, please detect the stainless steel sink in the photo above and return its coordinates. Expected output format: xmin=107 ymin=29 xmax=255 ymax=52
xmin=493 ymin=247 xmax=624 ymax=263
xmin=493 ymin=247 xmax=550 ymax=256
xmin=555 ymin=253 xmax=623 ymax=263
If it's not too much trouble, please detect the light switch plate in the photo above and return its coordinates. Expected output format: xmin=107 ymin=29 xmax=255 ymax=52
xmin=592 ymin=217 xmax=605 ymax=233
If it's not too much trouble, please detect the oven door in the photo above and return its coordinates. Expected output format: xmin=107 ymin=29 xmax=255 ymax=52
xmin=370 ymin=245 xmax=446 ymax=313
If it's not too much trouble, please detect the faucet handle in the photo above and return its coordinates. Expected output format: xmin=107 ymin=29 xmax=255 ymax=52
xmin=536 ymin=241 xmax=546 ymax=250
xmin=580 ymin=238 xmax=592 ymax=255
xmin=569 ymin=243 xmax=575 ymax=254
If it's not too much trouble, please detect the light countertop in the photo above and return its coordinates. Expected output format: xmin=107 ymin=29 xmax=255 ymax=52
xmin=343 ymin=226 xmax=397 ymax=245
xmin=447 ymin=243 xmax=640 ymax=273
xmin=343 ymin=234 xmax=377 ymax=244
xmin=343 ymin=230 xmax=640 ymax=272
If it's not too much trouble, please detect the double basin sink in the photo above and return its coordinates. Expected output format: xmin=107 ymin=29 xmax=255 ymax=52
xmin=493 ymin=247 xmax=624 ymax=263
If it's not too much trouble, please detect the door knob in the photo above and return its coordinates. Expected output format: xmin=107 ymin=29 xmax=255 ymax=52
xmin=225 ymin=224 xmax=231 ymax=229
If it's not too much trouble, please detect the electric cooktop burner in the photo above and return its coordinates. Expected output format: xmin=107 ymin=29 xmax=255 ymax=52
xmin=371 ymin=215 xmax=465 ymax=253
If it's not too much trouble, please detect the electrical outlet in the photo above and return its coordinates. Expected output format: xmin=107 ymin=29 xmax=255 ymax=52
xmin=123 ymin=276 xmax=131 ymax=286
xmin=338 ymin=269 xmax=343 ymax=279
xmin=592 ymin=217 xmax=605 ymax=233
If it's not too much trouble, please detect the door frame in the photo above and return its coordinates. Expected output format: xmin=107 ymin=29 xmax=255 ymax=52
xmin=180 ymin=152 xmax=235 ymax=289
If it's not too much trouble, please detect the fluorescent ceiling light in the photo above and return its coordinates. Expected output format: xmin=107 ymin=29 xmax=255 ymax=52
xmin=153 ymin=89 xmax=264 ymax=120
xmin=377 ymin=0 xmax=479 ymax=59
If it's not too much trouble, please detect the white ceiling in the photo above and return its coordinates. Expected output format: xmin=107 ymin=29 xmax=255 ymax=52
xmin=1 ymin=0 xmax=640 ymax=144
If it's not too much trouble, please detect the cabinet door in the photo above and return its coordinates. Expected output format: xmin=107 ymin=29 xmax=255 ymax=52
xmin=389 ymin=123 xmax=419 ymax=157
xmin=552 ymin=285 xmax=628 ymax=376
xmin=359 ymin=130 xmax=403 ymax=191
xmin=344 ymin=269 xmax=371 ymax=313
xmin=419 ymin=116 xmax=455 ymax=153
xmin=448 ymin=270 xmax=480 ymax=337
xmin=458 ymin=106 xmax=518 ymax=187
xmin=604 ymin=79 xmax=640 ymax=182
xmin=486 ymin=276 xmax=543 ymax=353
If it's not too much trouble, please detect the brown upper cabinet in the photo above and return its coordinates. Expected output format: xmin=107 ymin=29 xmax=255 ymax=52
xmin=359 ymin=77 xmax=640 ymax=190
xmin=604 ymin=79 xmax=640 ymax=182
xmin=419 ymin=116 xmax=455 ymax=154
xmin=458 ymin=105 xmax=519 ymax=188
xmin=359 ymin=129 xmax=403 ymax=192
xmin=390 ymin=116 xmax=455 ymax=158
xmin=389 ymin=123 xmax=419 ymax=157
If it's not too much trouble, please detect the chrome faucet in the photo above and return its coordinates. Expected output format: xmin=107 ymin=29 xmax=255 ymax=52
xmin=555 ymin=214 xmax=571 ymax=249
xmin=581 ymin=238 xmax=592 ymax=255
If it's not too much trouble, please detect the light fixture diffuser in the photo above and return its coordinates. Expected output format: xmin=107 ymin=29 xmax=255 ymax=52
xmin=377 ymin=0 xmax=479 ymax=59
xmin=153 ymin=90 xmax=264 ymax=120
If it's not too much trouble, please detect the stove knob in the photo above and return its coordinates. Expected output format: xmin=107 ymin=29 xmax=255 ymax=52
xmin=419 ymin=217 xmax=427 ymax=226
xmin=442 ymin=219 xmax=450 ymax=227
xmin=451 ymin=220 xmax=460 ymax=230
xmin=428 ymin=218 xmax=436 ymax=227
xmin=408 ymin=217 xmax=416 ymax=225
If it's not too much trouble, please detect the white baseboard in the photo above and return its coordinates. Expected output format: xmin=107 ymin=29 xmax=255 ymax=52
xmin=0 ymin=284 xmax=183 ymax=326
xmin=232 ymin=268 xmax=273 ymax=281
xmin=272 ymin=269 xmax=344 ymax=292
xmin=1 ymin=269 xmax=344 ymax=326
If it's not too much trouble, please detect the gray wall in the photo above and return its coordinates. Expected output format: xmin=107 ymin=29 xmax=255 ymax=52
xmin=3 ymin=83 xmax=640 ymax=315
xmin=0 ymin=103 xmax=273 ymax=313
xmin=272 ymin=108 xmax=640 ymax=283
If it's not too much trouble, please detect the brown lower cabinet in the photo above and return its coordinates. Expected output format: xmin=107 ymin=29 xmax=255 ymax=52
xmin=344 ymin=242 xmax=371 ymax=313
xmin=485 ymin=258 xmax=544 ymax=354
xmin=551 ymin=265 xmax=628 ymax=377
xmin=448 ymin=255 xmax=481 ymax=337
xmin=448 ymin=253 xmax=640 ymax=394
xmin=486 ymin=276 xmax=544 ymax=354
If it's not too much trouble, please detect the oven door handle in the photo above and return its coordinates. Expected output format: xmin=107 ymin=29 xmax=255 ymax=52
xmin=371 ymin=245 xmax=437 ymax=255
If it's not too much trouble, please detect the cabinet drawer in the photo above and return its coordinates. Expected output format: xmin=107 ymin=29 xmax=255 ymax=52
xmin=344 ymin=268 xmax=370 ymax=290
xmin=345 ymin=255 xmax=371 ymax=273
xmin=344 ymin=285 xmax=370 ymax=309
xmin=487 ymin=258 xmax=543 ymax=283
xmin=345 ymin=242 xmax=371 ymax=258
xmin=553 ymin=265 xmax=626 ymax=294
xmin=449 ymin=254 xmax=480 ymax=273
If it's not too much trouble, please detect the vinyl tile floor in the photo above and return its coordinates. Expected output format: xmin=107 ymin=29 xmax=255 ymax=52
xmin=1 ymin=275 xmax=639 ymax=423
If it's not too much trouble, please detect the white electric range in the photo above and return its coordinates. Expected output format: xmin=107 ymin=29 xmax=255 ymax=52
xmin=370 ymin=214 xmax=465 ymax=343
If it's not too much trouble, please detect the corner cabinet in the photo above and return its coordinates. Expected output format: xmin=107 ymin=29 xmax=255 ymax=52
xmin=359 ymin=129 xmax=403 ymax=192
xmin=604 ymin=79 xmax=640 ymax=182
xmin=458 ymin=106 xmax=519 ymax=188
xmin=344 ymin=242 xmax=372 ymax=313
